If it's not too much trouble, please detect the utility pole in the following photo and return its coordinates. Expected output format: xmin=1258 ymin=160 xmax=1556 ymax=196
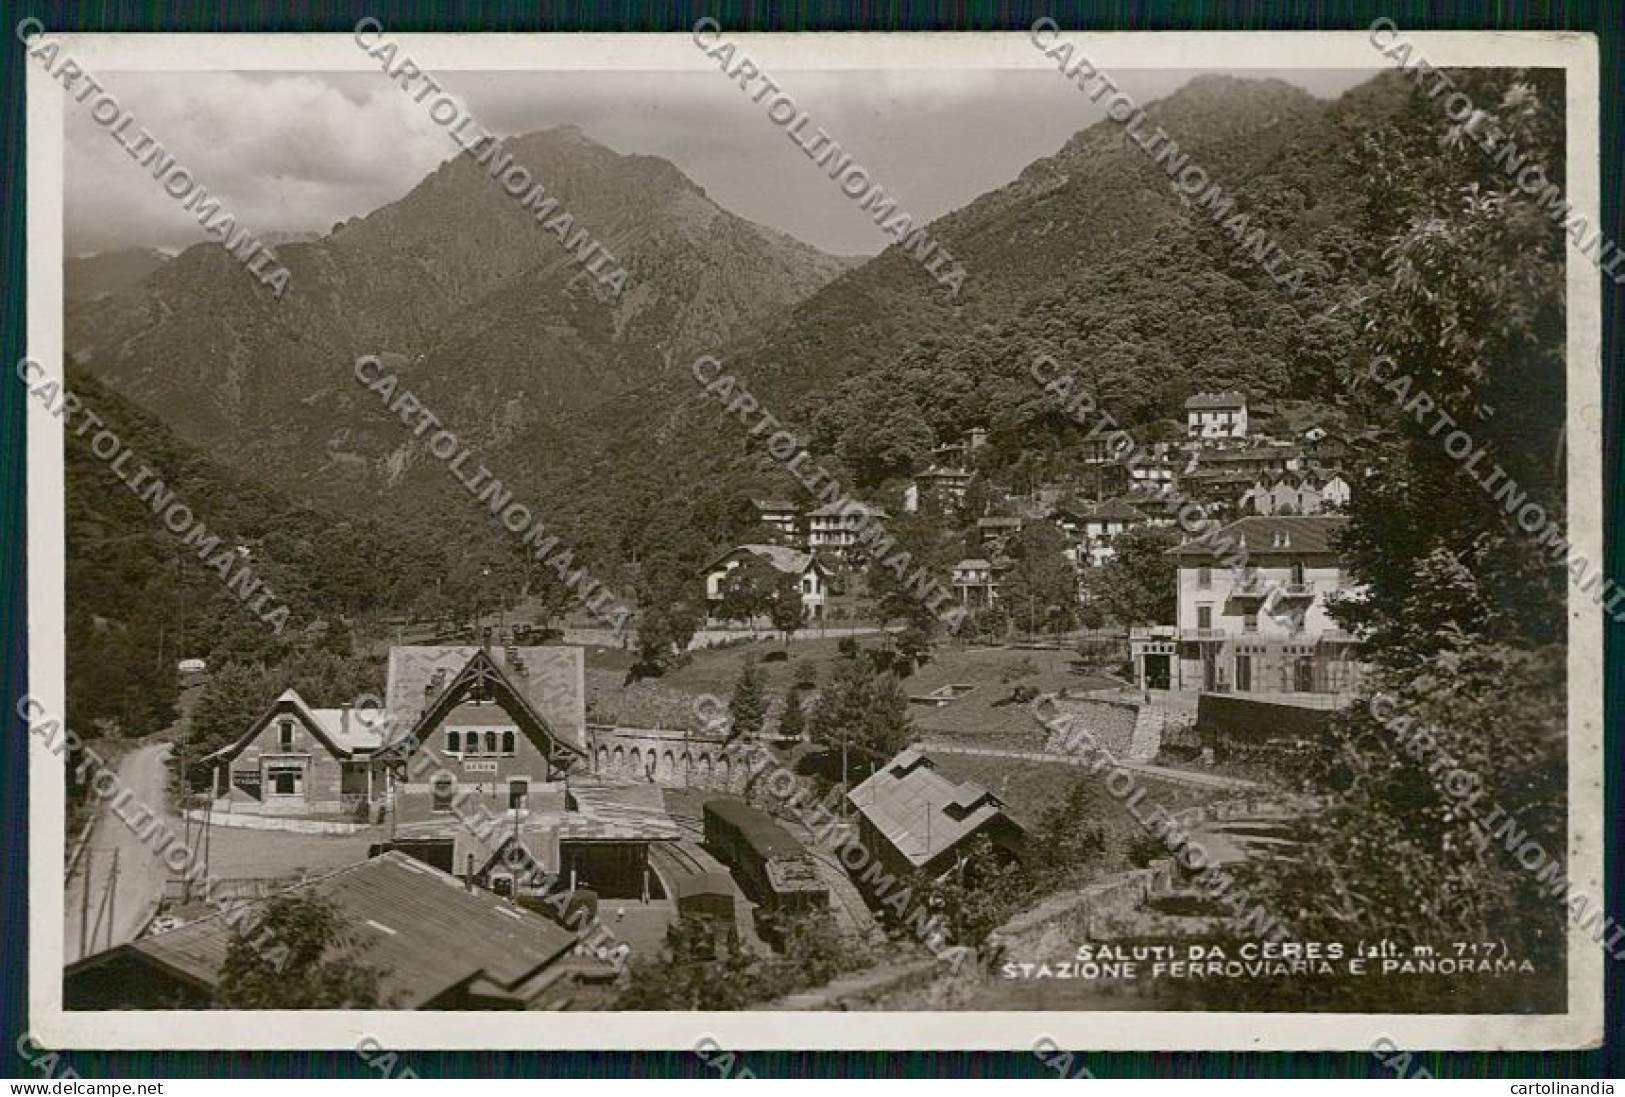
xmin=105 ymin=849 xmax=119 ymax=952
xmin=78 ymin=846 xmax=93 ymax=961
xmin=201 ymin=794 xmax=213 ymax=878
xmin=840 ymin=726 xmax=849 ymax=821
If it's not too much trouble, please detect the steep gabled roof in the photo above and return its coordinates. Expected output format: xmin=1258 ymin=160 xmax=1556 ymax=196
xmin=203 ymin=688 xmax=384 ymax=763
xmin=380 ymin=647 xmax=586 ymax=760
xmin=703 ymin=543 xmax=824 ymax=577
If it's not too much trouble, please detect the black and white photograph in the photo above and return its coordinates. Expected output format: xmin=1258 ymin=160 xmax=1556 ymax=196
xmin=17 ymin=26 xmax=1607 ymax=1053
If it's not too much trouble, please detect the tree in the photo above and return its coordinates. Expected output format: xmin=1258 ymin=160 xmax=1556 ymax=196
xmin=892 ymin=624 xmax=934 ymax=678
xmin=186 ymin=650 xmax=383 ymax=788
xmin=863 ymin=510 xmax=954 ymax=631
xmin=777 ymin=691 xmax=806 ymax=741
xmin=728 ymin=660 xmax=767 ymax=742
xmin=1029 ymin=777 xmax=1114 ymax=890
xmin=214 ymin=893 xmax=391 ymax=1008
xmin=715 ymin=555 xmax=778 ymax=629
xmin=1227 ymin=70 xmax=1568 ymax=1012
xmin=910 ymin=835 xmax=1029 ymax=951
xmin=792 ymin=660 xmax=820 ymax=692
xmin=633 ymin=595 xmax=701 ymax=675
xmin=809 ymin=659 xmax=913 ymax=779
xmin=1080 ymin=524 xmax=1181 ymax=626
xmin=766 ymin=569 xmax=806 ymax=645
xmin=186 ymin=661 xmax=282 ymax=787
xmin=999 ymin=520 xmax=1078 ymax=635
xmin=613 ymin=909 xmax=861 ymax=1009
xmin=611 ymin=917 xmax=766 ymax=1010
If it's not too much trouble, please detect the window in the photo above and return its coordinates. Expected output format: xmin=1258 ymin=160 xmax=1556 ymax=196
xmin=501 ymin=731 xmax=515 ymax=756
xmin=1243 ymin=610 xmax=1259 ymax=634
xmin=463 ymin=734 xmax=479 ymax=757
xmin=1196 ymin=567 xmax=1211 ymax=589
xmin=509 ymin=779 xmax=529 ymax=810
xmin=1290 ymin=561 xmax=1306 ymax=585
xmin=268 ymin=764 xmax=303 ymax=797
xmin=431 ymin=775 xmax=455 ymax=812
xmin=278 ymin=720 xmax=294 ymax=752
xmin=447 ymin=731 xmax=461 ymax=754
xmin=485 ymin=731 xmax=498 ymax=754
xmin=1197 ymin=605 xmax=1212 ymax=630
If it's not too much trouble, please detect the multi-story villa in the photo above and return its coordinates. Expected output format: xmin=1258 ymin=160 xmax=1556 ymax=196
xmin=1129 ymin=515 xmax=1365 ymax=696
xmin=1184 ymin=392 xmax=1249 ymax=440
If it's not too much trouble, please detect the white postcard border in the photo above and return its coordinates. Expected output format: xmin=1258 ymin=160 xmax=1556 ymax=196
xmin=25 ymin=29 xmax=1605 ymax=1051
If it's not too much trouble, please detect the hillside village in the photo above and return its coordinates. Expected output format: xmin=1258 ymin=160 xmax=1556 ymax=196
xmin=65 ymin=383 xmax=1375 ymax=1011
xmin=57 ymin=63 xmax=1569 ymax=1016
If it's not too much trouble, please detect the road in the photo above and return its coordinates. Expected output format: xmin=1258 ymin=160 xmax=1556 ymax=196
xmin=64 ymin=741 xmax=176 ymax=962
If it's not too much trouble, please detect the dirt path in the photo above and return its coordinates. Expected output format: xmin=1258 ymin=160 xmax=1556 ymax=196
xmin=64 ymin=741 xmax=176 ymax=962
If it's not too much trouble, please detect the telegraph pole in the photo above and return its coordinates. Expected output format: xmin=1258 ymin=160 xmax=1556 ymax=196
xmin=78 ymin=846 xmax=93 ymax=961
xmin=105 ymin=849 xmax=119 ymax=952
xmin=840 ymin=726 xmax=849 ymax=821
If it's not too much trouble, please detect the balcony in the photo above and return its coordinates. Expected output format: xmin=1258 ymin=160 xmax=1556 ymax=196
xmin=1317 ymin=630 xmax=1361 ymax=645
xmin=1229 ymin=578 xmax=1267 ymax=600
xmin=1179 ymin=627 xmax=1228 ymax=641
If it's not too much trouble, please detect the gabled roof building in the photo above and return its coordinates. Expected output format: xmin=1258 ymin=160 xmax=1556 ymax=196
xmin=63 ymin=852 xmax=611 ymax=1010
xmin=846 ymin=748 xmax=1026 ymax=879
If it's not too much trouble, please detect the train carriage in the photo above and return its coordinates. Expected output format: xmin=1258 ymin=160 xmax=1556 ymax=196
xmin=701 ymin=798 xmax=828 ymax=917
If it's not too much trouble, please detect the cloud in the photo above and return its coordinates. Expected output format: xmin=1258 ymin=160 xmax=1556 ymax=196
xmin=65 ymin=66 xmax=1381 ymax=258
xmin=65 ymin=71 xmax=456 ymax=254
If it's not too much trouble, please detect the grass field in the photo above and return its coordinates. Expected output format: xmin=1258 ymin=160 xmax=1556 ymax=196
xmin=583 ymin=634 xmax=1125 ymax=746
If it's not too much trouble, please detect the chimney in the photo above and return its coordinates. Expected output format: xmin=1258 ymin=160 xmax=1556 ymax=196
xmin=465 ymin=852 xmax=475 ymax=892
xmin=340 ymin=702 xmax=352 ymax=736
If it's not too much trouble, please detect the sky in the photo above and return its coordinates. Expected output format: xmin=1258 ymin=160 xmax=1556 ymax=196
xmin=65 ymin=67 xmax=1380 ymax=259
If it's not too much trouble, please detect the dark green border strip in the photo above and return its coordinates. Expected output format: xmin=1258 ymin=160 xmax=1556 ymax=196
xmin=1 ymin=0 xmax=1618 ymax=1079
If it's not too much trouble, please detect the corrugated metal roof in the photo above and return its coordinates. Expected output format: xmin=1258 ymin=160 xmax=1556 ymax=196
xmin=845 ymin=749 xmax=1010 ymax=868
xmin=118 ymin=852 xmax=578 ymax=1007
